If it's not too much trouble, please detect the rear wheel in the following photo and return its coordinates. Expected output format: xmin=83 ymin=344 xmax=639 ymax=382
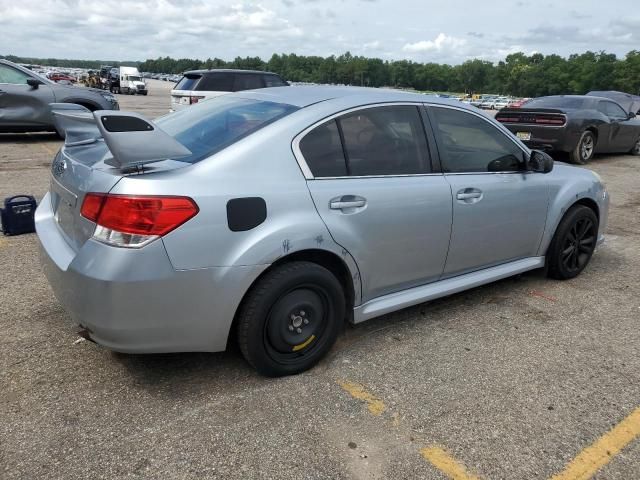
xmin=547 ymin=205 xmax=598 ymax=280
xmin=237 ymin=262 xmax=345 ymax=377
xmin=570 ymin=131 xmax=595 ymax=164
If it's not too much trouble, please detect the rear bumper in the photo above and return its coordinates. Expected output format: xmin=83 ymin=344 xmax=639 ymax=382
xmin=502 ymin=124 xmax=580 ymax=152
xmin=35 ymin=192 xmax=267 ymax=353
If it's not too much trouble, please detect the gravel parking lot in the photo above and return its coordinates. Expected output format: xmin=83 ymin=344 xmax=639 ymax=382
xmin=1 ymin=81 xmax=639 ymax=479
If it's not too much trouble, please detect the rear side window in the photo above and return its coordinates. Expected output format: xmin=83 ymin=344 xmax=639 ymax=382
xmin=264 ymin=75 xmax=286 ymax=87
xmin=431 ymin=107 xmax=525 ymax=173
xmin=156 ymin=96 xmax=298 ymax=164
xmin=339 ymin=106 xmax=430 ymax=176
xmin=299 ymin=120 xmax=347 ymax=177
xmin=198 ymin=73 xmax=234 ymax=92
xmin=175 ymin=74 xmax=201 ymax=91
xmin=300 ymin=106 xmax=431 ymax=177
xmin=233 ymin=74 xmax=264 ymax=91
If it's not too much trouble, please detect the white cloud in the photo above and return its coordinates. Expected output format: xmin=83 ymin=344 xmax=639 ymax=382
xmin=402 ymin=33 xmax=467 ymax=53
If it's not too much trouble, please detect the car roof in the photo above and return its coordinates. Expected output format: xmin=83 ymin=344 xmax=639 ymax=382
xmin=183 ymin=69 xmax=281 ymax=75
xmin=233 ymin=85 xmax=467 ymax=109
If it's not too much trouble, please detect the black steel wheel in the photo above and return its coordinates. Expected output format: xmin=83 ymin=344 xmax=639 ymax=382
xmin=547 ymin=205 xmax=598 ymax=280
xmin=570 ymin=131 xmax=595 ymax=164
xmin=237 ymin=261 xmax=345 ymax=377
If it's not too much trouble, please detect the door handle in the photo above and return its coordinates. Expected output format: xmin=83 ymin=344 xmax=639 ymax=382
xmin=456 ymin=188 xmax=483 ymax=203
xmin=456 ymin=192 xmax=481 ymax=200
xmin=329 ymin=196 xmax=367 ymax=210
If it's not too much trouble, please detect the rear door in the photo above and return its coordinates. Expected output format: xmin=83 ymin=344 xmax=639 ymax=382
xmin=427 ymin=104 xmax=549 ymax=277
xmin=0 ymin=63 xmax=55 ymax=129
xmin=298 ymin=104 xmax=453 ymax=302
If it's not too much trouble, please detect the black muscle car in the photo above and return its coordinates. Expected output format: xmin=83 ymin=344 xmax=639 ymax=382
xmin=496 ymin=95 xmax=640 ymax=163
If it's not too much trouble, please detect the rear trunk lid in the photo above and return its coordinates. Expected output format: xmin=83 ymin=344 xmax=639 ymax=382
xmin=49 ymin=142 xmax=186 ymax=251
xmin=49 ymin=142 xmax=121 ymax=250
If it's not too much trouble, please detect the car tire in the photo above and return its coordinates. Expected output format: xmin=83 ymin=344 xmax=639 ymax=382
xmin=630 ymin=137 xmax=640 ymax=156
xmin=237 ymin=261 xmax=345 ymax=377
xmin=570 ymin=131 xmax=595 ymax=164
xmin=547 ymin=205 xmax=598 ymax=280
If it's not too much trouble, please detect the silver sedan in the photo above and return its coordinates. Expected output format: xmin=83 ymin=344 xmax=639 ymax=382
xmin=36 ymin=87 xmax=609 ymax=376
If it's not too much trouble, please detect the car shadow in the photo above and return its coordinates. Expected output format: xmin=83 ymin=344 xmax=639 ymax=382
xmin=0 ymin=132 xmax=61 ymax=143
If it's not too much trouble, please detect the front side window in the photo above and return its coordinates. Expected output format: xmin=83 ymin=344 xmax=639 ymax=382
xmin=431 ymin=107 xmax=525 ymax=173
xmin=0 ymin=64 xmax=30 ymax=85
xmin=264 ymin=75 xmax=286 ymax=87
xmin=233 ymin=74 xmax=264 ymax=91
xmin=602 ymin=101 xmax=627 ymax=119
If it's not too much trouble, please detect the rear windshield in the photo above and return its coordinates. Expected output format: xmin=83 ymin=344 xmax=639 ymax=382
xmin=156 ymin=96 xmax=299 ymax=164
xmin=525 ymin=97 xmax=587 ymax=109
xmin=175 ymin=74 xmax=201 ymax=91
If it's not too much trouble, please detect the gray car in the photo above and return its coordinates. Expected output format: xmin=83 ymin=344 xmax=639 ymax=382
xmin=35 ymin=87 xmax=609 ymax=376
xmin=0 ymin=59 xmax=118 ymax=134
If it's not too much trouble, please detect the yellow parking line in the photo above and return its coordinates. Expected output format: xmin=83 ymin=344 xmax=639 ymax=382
xmin=338 ymin=381 xmax=386 ymax=416
xmin=421 ymin=446 xmax=481 ymax=480
xmin=551 ymin=406 xmax=640 ymax=480
xmin=0 ymin=236 xmax=6 ymax=248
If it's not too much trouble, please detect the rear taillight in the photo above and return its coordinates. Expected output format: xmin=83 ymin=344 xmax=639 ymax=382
xmin=535 ymin=116 xmax=566 ymax=125
xmin=81 ymin=193 xmax=199 ymax=248
xmin=189 ymin=96 xmax=205 ymax=104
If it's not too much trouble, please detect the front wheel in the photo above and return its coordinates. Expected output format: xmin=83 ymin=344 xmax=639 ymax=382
xmin=237 ymin=262 xmax=345 ymax=377
xmin=570 ymin=131 xmax=595 ymax=164
xmin=547 ymin=205 xmax=598 ymax=280
xmin=630 ymin=137 xmax=640 ymax=156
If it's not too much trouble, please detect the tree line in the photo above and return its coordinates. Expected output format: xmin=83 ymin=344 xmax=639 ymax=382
xmin=0 ymin=54 xmax=139 ymax=70
xmin=139 ymin=51 xmax=640 ymax=97
xmin=4 ymin=50 xmax=640 ymax=97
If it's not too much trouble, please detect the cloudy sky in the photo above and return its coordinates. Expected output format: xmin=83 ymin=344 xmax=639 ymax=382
xmin=1 ymin=0 xmax=639 ymax=64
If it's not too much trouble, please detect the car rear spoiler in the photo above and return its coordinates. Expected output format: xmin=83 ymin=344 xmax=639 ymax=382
xmin=50 ymin=103 xmax=191 ymax=169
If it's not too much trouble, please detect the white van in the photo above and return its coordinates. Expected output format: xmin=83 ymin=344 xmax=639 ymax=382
xmin=119 ymin=66 xmax=147 ymax=95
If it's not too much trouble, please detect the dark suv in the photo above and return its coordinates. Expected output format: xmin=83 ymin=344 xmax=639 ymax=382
xmin=170 ymin=69 xmax=288 ymax=111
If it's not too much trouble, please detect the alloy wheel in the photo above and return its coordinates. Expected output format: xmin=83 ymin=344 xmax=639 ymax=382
xmin=581 ymin=135 xmax=594 ymax=161
xmin=561 ymin=217 xmax=596 ymax=273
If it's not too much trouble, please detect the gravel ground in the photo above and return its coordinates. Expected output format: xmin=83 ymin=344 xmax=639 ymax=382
xmin=1 ymin=83 xmax=638 ymax=479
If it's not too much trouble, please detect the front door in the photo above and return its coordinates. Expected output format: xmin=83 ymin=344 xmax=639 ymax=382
xmin=428 ymin=105 xmax=550 ymax=277
xmin=599 ymin=100 xmax=639 ymax=152
xmin=0 ymin=63 xmax=55 ymax=129
xmin=297 ymin=105 xmax=453 ymax=302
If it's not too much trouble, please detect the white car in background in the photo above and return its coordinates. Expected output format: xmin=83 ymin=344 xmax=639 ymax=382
xmin=492 ymin=97 xmax=511 ymax=110
xmin=170 ymin=69 xmax=288 ymax=111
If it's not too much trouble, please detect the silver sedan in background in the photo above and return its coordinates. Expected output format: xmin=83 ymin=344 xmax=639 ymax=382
xmin=36 ymin=87 xmax=609 ymax=376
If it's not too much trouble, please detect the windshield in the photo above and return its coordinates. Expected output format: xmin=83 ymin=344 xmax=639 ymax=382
xmin=156 ymin=96 xmax=299 ymax=164
xmin=127 ymin=75 xmax=142 ymax=81
xmin=525 ymin=97 xmax=586 ymax=109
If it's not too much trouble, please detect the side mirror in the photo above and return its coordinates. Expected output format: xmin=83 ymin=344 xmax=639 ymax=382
xmin=628 ymin=111 xmax=636 ymax=119
xmin=527 ymin=150 xmax=554 ymax=174
xmin=26 ymin=78 xmax=43 ymax=89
